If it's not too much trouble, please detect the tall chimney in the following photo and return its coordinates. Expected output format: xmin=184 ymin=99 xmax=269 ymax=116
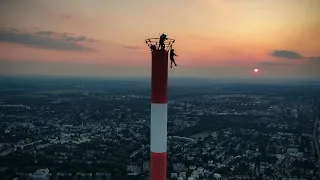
xmin=145 ymin=36 xmax=175 ymax=180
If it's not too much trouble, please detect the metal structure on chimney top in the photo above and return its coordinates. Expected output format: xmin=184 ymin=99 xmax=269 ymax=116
xmin=145 ymin=37 xmax=175 ymax=52
xmin=145 ymin=35 xmax=175 ymax=180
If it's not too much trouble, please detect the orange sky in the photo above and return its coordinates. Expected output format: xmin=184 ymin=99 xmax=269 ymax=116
xmin=0 ymin=0 xmax=319 ymax=80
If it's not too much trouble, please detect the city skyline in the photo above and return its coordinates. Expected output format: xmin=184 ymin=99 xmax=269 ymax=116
xmin=0 ymin=0 xmax=319 ymax=80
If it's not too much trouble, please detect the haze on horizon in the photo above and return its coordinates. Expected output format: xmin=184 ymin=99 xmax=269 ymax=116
xmin=0 ymin=0 xmax=319 ymax=80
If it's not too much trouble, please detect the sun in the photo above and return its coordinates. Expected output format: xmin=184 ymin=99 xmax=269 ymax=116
xmin=254 ymin=69 xmax=259 ymax=73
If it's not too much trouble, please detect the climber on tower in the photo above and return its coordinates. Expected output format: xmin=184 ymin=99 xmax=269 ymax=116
xmin=169 ymin=48 xmax=178 ymax=68
xmin=159 ymin=33 xmax=167 ymax=50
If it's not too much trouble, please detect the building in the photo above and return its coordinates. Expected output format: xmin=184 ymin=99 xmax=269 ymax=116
xmin=32 ymin=168 xmax=49 ymax=180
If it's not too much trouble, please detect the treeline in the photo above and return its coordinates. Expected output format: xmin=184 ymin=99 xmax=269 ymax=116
xmin=173 ymin=115 xmax=302 ymax=137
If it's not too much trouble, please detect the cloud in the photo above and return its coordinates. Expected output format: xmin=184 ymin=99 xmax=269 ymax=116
xmin=259 ymin=61 xmax=290 ymax=67
xmin=64 ymin=36 xmax=98 ymax=43
xmin=308 ymin=57 xmax=320 ymax=61
xmin=121 ymin=45 xmax=141 ymax=50
xmin=0 ymin=28 xmax=97 ymax=52
xmin=36 ymin=31 xmax=57 ymax=36
xmin=271 ymin=50 xmax=303 ymax=59
xmin=35 ymin=31 xmax=98 ymax=43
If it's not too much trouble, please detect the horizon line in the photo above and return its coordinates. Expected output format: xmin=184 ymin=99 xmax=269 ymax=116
xmin=0 ymin=74 xmax=319 ymax=85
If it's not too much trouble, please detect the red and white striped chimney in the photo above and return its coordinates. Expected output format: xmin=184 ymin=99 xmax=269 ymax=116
xmin=150 ymin=49 xmax=168 ymax=180
xmin=145 ymin=36 xmax=175 ymax=180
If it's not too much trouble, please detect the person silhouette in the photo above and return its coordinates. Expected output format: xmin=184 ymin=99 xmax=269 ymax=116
xmin=169 ymin=48 xmax=178 ymax=68
xmin=159 ymin=33 xmax=167 ymax=50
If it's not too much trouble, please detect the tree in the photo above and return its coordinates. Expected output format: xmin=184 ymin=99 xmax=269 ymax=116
xmin=214 ymin=167 xmax=229 ymax=175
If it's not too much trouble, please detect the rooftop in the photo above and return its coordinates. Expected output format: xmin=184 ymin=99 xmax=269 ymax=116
xmin=34 ymin=168 xmax=49 ymax=175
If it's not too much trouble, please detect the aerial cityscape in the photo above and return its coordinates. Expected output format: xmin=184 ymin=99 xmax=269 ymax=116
xmin=1 ymin=0 xmax=320 ymax=180
xmin=0 ymin=77 xmax=319 ymax=180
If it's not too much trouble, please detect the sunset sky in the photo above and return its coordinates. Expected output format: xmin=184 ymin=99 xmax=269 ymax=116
xmin=0 ymin=0 xmax=319 ymax=80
